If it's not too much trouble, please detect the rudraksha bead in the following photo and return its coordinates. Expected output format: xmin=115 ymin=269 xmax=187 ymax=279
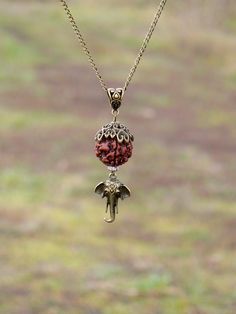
xmin=95 ymin=121 xmax=134 ymax=167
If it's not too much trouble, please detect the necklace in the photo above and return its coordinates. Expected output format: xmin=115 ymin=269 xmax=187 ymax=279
xmin=59 ymin=0 xmax=168 ymax=223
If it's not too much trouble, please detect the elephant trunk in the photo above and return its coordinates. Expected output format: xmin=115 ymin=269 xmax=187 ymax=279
xmin=104 ymin=208 xmax=116 ymax=223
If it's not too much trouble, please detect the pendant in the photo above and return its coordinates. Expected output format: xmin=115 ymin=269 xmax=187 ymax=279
xmin=94 ymin=88 xmax=134 ymax=223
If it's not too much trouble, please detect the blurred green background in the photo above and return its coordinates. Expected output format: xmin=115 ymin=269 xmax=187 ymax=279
xmin=0 ymin=0 xmax=236 ymax=313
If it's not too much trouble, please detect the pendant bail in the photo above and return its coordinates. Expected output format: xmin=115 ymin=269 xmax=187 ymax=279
xmin=107 ymin=88 xmax=124 ymax=111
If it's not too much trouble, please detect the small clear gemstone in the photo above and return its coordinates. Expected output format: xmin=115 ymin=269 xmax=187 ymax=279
xmin=108 ymin=166 xmax=118 ymax=172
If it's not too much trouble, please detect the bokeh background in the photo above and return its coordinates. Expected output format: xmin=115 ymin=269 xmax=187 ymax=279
xmin=0 ymin=1 xmax=236 ymax=313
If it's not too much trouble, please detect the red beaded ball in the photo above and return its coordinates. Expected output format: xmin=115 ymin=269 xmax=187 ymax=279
xmin=95 ymin=121 xmax=134 ymax=167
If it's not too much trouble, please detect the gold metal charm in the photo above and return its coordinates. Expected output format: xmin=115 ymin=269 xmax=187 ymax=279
xmin=95 ymin=172 xmax=130 ymax=223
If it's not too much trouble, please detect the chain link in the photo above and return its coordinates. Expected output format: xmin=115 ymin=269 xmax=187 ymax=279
xmin=59 ymin=0 xmax=167 ymax=93
xmin=124 ymin=0 xmax=167 ymax=91
xmin=59 ymin=0 xmax=108 ymax=91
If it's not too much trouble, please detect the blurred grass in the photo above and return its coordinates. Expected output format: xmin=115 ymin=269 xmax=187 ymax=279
xmin=0 ymin=1 xmax=236 ymax=314
xmin=0 ymin=108 xmax=80 ymax=131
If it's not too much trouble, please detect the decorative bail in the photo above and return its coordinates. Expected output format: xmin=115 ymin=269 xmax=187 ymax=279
xmin=107 ymin=88 xmax=124 ymax=111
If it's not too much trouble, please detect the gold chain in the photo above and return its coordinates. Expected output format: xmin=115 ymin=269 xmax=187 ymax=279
xmin=59 ymin=0 xmax=168 ymax=93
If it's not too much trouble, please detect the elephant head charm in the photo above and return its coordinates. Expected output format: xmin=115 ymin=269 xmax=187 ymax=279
xmin=94 ymin=174 xmax=130 ymax=223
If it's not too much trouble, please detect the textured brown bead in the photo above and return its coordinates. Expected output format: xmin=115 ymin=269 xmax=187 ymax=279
xmin=95 ymin=138 xmax=133 ymax=167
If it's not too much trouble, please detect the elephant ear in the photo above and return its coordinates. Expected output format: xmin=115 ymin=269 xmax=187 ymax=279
xmin=120 ymin=185 xmax=131 ymax=200
xmin=94 ymin=182 xmax=106 ymax=196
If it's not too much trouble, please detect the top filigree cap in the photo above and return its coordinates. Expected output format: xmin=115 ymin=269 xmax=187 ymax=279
xmin=95 ymin=121 xmax=134 ymax=144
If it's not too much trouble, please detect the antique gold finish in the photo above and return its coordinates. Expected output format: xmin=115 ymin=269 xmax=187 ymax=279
xmin=95 ymin=121 xmax=134 ymax=144
xmin=107 ymin=88 xmax=124 ymax=111
xmin=95 ymin=172 xmax=130 ymax=223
